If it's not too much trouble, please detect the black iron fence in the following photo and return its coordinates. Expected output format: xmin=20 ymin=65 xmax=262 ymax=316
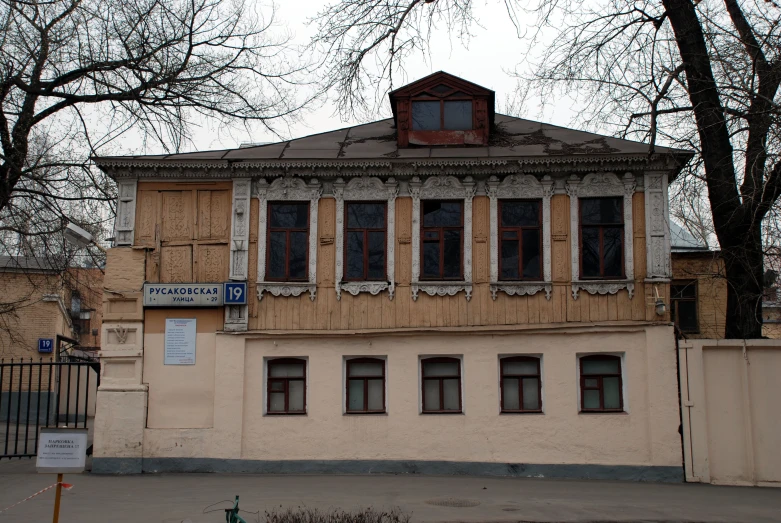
xmin=0 ymin=358 xmax=99 ymax=459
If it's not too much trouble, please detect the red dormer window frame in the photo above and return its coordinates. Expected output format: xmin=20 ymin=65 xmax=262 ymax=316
xmin=390 ymin=72 xmax=494 ymax=148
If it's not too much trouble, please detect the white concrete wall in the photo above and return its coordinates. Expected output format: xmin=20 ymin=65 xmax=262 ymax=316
xmin=140 ymin=324 xmax=681 ymax=469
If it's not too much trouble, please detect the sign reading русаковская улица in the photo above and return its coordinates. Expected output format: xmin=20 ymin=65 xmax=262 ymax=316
xmin=143 ymin=283 xmax=223 ymax=307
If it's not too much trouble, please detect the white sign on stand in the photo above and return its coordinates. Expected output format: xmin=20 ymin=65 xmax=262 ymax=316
xmin=36 ymin=428 xmax=88 ymax=473
xmin=164 ymin=318 xmax=197 ymax=365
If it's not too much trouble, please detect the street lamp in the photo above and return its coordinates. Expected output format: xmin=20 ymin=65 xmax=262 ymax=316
xmin=63 ymin=222 xmax=106 ymax=253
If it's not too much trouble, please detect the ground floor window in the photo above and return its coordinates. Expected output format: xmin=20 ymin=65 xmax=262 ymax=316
xmin=346 ymin=358 xmax=385 ymax=413
xmin=267 ymin=358 xmax=306 ymax=414
xmin=421 ymin=357 xmax=462 ymax=413
xmin=500 ymin=356 xmax=542 ymax=412
xmin=579 ymin=355 xmax=623 ymax=412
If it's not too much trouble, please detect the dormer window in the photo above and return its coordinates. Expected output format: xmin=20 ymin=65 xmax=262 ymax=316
xmin=390 ymin=72 xmax=494 ymax=147
xmin=411 ymin=90 xmax=473 ymax=131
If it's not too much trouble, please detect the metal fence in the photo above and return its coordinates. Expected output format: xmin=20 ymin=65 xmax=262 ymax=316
xmin=0 ymin=358 xmax=99 ymax=459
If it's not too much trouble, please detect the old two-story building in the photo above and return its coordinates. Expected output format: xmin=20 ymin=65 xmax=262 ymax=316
xmin=92 ymin=72 xmax=694 ymax=480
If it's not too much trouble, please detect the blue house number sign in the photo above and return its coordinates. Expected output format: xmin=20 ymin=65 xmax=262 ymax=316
xmin=38 ymin=338 xmax=54 ymax=353
xmin=223 ymin=282 xmax=247 ymax=305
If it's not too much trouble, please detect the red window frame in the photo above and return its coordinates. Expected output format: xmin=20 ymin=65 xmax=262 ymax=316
xmin=498 ymin=199 xmax=543 ymax=281
xmin=421 ymin=357 xmax=462 ymax=414
xmin=345 ymin=357 xmax=386 ymax=414
xmin=266 ymin=202 xmax=310 ymax=282
xmin=343 ymin=201 xmax=388 ymax=282
xmin=420 ymin=200 xmax=464 ymax=281
xmin=500 ymin=356 xmax=542 ymax=413
xmin=579 ymin=355 xmax=624 ymax=413
xmin=578 ymin=197 xmax=625 ymax=280
xmin=267 ymin=358 xmax=307 ymax=415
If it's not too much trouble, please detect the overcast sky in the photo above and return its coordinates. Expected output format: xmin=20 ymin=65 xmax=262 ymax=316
xmin=122 ymin=0 xmax=577 ymax=155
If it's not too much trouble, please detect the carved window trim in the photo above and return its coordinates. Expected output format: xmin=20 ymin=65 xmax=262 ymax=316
xmin=566 ymin=173 xmax=636 ymax=300
xmin=410 ymin=175 xmax=476 ymax=301
xmin=114 ymin=179 xmax=137 ymax=246
xmin=225 ymin=178 xmax=251 ymax=331
xmin=255 ymin=177 xmax=322 ymax=301
xmin=644 ymin=172 xmax=672 ymax=280
xmin=486 ymin=175 xmax=553 ymax=300
xmin=334 ymin=177 xmax=399 ymax=300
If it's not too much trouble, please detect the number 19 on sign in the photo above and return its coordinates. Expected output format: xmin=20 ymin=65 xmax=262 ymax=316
xmin=224 ymin=282 xmax=247 ymax=305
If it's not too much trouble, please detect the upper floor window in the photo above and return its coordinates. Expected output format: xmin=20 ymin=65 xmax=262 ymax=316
xmin=422 ymin=200 xmax=463 ymax=280
xmin=412 ymin=98 xmax=473 ymax=131
xmin=499 ymin=200 xmax=542 ymax=280
xmin=671 ymin=280 xmax=699 ymax=333
xmin=580 ymin=355 xmax=623 ymax=413
xmin=580 ymin=197 xmax=624 ymax=279
xmin=267 ymin=202 xmax=309 ymax=281
xmin=345 ymin=202 xmax=386 ymax=281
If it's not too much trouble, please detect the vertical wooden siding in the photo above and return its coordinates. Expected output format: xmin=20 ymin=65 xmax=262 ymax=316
xmin=245 ymin=190 xmax=663 ymax=331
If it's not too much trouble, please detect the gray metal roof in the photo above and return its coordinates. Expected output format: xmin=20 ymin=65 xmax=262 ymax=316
xmin=670 ymin=221 xmax=709 ymax=252
xmin=94 ymin=114 xmax=691 ymax=163
xmin=0 ymin=255 xmax=59 ymax=273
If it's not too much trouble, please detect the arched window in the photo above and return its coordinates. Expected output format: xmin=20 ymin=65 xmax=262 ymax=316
xmin=500 ymin=356 xmax=542 ymax=413
xmin=421 ymin=357 xmax=462 ymax=413
xmin=267 ymin=358 xmax=307 ymax=414
xmin=579 ymin=355 xmax=623 ymax=412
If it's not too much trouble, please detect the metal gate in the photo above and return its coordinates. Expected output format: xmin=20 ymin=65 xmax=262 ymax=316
xmin=0 ymin=357 xmax=99 ymax=459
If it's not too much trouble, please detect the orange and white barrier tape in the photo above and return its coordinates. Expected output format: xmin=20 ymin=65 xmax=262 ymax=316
xmin=0 ymin=482 xmax=73 ymax=514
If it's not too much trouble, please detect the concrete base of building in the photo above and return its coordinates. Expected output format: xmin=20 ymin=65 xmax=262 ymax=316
xmin=91 ymin=457 xmax=683 ymax=482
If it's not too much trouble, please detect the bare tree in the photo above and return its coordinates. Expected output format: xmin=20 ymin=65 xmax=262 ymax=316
xmin=0 ymin=0 xmax=311 ymax=328
xmin=312 ymin=0 xmax=780 ymax=339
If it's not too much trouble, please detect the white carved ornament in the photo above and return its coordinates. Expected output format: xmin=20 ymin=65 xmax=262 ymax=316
xmin=644 ymin=172 xmax=672 ymax=279
xmin=486 ymin=174 xmax=554 ymax=300
xmin=333 ymin=176 xmax=399 ymax=300
xmin=566 ymin=172 xmax=636 ymax=300
xmin=410 ymin=175 xmax=476 ymax=301
xmin=256 ymin=177 xmax=322 ymax=301
xmin=114 ymin=179 xmax=137 ymax=246
xmin=226 ymin=178 xmax=252 ymax=331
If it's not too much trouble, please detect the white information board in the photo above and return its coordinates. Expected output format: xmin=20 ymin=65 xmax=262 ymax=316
xmin=164 ymin=318 xmax=197 ymax=365
xmin=36 ymin=428 xmax=88 ymax=473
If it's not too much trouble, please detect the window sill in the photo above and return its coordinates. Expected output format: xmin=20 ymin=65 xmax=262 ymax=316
xmin=257 ymin=282 xmax=316 ymax=301
xmin=500 ymin=410 xmax=544 ymax=415
xmin=412 ymin=282 xmax=473 ymax=301
xmin=420 ymin=411 xmax=464 ymax=415
xmin=344 ymin=411 xmax=388 ymax=416
xmin=337 ymin=281 xmax=393 ymax=301
xmin=265 ymin=412 xmax=308 ymax=416
xmin=579 ymin=410 xmax=627 ymax=415
xmin=572 ymin=280 xmax=634 ymax=300
xmin=490 ymin=282 xmax=552 ymax=301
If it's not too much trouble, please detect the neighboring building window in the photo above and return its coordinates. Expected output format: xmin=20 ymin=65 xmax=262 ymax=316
xmin=346 ymin=358 xmax=385 ymax=413
xmin=500 ymin=356 xmax=542 ymax=413
xmin=421 ymin=357 xmax=462 ymax=413
xmin=267 ymin=202 xmax=309 ymax=281
xmin=580 ymin=355 xmax=623 ymax=412
xmin=411 ymin=95 xmax=473 ymax=131
xmin=499 ymin=200 xmax=542 ymax=280
xmin=580 ymin=197 xmax=624 ymax=279
xmin=421 ymin=200 xmax=463 ymax=280
xmin=345 ymin=202 xmax=387 ymax=281
xmin=671 ymin=280 xmax=699 ymax=333
xmin=267 ymin=358 xmax=306 ymax=414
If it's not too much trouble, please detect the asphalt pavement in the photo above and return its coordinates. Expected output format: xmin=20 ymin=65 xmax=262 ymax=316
xmin=1 ymin=459 xmax=780 ymax=522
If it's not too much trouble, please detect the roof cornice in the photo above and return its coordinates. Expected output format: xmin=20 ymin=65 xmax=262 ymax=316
xmin=96 ymin=152 xmax=692 ymax=180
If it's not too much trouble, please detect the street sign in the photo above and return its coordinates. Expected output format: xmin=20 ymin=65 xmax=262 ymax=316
xmin=143 ymin=283 xmax=223 ymax=307
xmin=36 ymin=428 xmax=88 ymax=473
xmin=224 ymin=282 xmax=247 ymax=305
xmin=38 ymin=338 xmax=54 ymax=353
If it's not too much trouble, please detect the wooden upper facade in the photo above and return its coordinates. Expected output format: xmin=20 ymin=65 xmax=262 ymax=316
xmin=95 ymin=73 xmax=693 ymax=333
